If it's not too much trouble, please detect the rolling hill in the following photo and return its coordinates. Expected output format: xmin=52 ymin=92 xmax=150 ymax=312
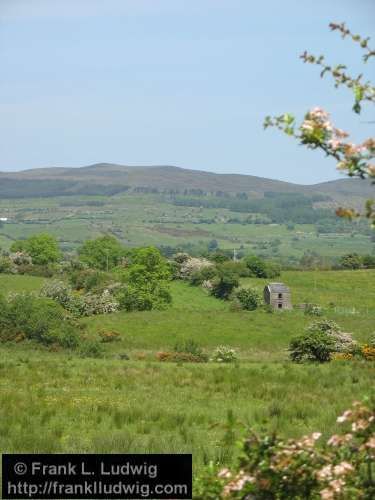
xmin=0 ymin=163 xmax=373 ymax=202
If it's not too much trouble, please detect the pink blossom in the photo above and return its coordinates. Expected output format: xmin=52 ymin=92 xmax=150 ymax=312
xmin=333 ymin=462 xmax=354 ymax=476
xmin=333 ymin=128 xmax=349 ymax=139
xmin=320 ymin=488 xmax=334 ymax=500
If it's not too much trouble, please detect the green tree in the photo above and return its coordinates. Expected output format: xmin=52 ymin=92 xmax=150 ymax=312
xmin=10 ymin=233 xmax=61 ymax=265
xmin=244 ymin=255 xmax=280 ymax=278
xmin=117 ymin=247 xmax=172 ymax=311
xmin=78 ymin=235 xmax=127 ymax=270
xmin=210 ymin=268 xmax=239 ymax=300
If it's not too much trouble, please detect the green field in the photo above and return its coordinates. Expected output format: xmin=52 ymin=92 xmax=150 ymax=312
xmin=0 ymin=270 xmax=374 ymax=474
xmin=0 ymin=193 xmax=373 ymax=260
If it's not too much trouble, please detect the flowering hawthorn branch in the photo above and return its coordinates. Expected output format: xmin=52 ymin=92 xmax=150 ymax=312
xmin=264 ymin=22 xmax=375 ymax=226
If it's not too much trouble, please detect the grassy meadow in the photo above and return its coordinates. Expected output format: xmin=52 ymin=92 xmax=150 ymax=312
xmin=0 ymin=270 xmax=374 ymax=474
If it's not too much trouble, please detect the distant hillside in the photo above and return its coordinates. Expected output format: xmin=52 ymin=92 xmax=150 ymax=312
xmin=0 ymin=163 xmax=372 ymax=202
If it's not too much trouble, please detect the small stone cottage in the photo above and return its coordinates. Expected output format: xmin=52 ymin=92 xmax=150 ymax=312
xmin=263 ymin=283 xmax=292 ymax=310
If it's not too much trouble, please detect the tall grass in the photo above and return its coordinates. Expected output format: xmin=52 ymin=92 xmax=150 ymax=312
xmin=0 ymin=349 xmax=373 ymax=472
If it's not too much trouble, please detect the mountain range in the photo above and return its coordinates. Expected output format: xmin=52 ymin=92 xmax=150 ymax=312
xmin=0 ymin=163 xmax=372 ymax=202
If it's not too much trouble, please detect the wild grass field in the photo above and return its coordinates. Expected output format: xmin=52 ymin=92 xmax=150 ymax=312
xmin=0 ymin=270 xmax=374 ymax=475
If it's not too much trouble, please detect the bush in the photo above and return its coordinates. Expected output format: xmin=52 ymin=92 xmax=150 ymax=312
xmin=99 ymin=330 xmax=121 ymax=343
xmin=174 ymin=339 xmax=208 ymax=362
xmin=83 ymin=290 xmax=119 ymax=315
xmin=340 ymin=253 xmax=362 ymax=269
xmin=289 ymin=319 xmax=358 ymax=362
xmin=69 ymin=269 xmax=111 ymax=292
xmin=156 ymin=351 xmax=207 ymax=363
xmin=234 ymin=287 xmax=261 ymax=311
xmin=307 ymin=320 xmax=357 ymax=354
xmin=189 ymin=265 xmax=218 ymax=286
xmin=116 ymin=283 xmax=171 ymax=312
xmin=210 ymin=345 xmax=237 ymax=363
xmin=210 ymin=268 xmax=239 ymax=300
xmin=0 ymin=292 xmax=80 ymax=348
xmin=217 ymin=260 xmax=251 ymax=277
xmin=361 ymin=345 xmax=375 ymax=361
xmin=195 ymin=402 xmax=375 ymax=499
xmin=289 ymin=330 xmax=335 ymax=363
xmin=176 ymin=255 xmax=213 ymax=280
xmin=40 ymin=280 xmax=72 ymax=308
xmin=41 ymin=280 xmax=119 ymax=316
xmin=244 ymin=255 xmax=281 ymax=278
xmin=0 ymin=257 xmax=15 ymax=274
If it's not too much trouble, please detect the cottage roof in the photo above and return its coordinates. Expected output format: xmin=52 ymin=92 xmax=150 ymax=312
xmin=266 ymin=282 xmax=290 ymax=293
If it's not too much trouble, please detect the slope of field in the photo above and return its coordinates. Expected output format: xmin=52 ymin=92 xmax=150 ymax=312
xmin=0 ymin=270 xmax=374 ymax=473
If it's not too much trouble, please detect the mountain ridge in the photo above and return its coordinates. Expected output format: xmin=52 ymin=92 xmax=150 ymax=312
xmin=0 ymin=163 xmax=372 ymax=201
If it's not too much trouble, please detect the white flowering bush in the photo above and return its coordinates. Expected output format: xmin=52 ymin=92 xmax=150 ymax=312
xmin=290 ymin=319 xmax=359 ymax=363
xmin=40 ymin=280 xmax=72 ymax=307
xmin=9 ymin=251 xmax=32 ymax=266
xmin=41 ymin=280 xmax=118 ymax=316
xmin=307 ymin=319 xmax=358 ymax=354
xmin=177 ymin=255 xmax=213 ymax=280
xmin=210 ymin=346 xmax=237 ymax=363
xmin=195 ymin=401 xmax=375 ymax=499
xmin=83 ymin=290 xmax=119 ymax=315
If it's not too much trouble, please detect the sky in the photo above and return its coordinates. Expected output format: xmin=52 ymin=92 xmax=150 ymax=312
xmin=0 ymin=0 xmax=374 ymax=184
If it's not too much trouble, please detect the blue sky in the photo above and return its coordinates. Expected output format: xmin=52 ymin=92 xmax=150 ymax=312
xmin=1 ymin=0 xmax=374 ymax=183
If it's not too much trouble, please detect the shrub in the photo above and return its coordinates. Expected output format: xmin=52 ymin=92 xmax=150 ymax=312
xmin=332 ymin=352 xmax=353 ymax=361
xmin=307 ymin=319 xmax=340 ymax=335
xmin=116 ymin=283 xmax=171 ymax=312
xmin=177 ymin=255 xmax=213 ymax=280
xmin=69 ymin=269 xmax=112 ymax=292
xmin=83 ymin=290 xmax=119 ymax=315
xmin=40 ymin=280 xmax=72 ymax=308
xmin=53 ymin=326 xmax=81 ymax=349
xmin=0 ymin=292 xmax=80 ymax=348
xmin=210 ymin=346 xmax=237 ymax=363
xmin=217 ymin=260 xmax=251 ymax=277
xmin=307 ymin=319 xmax=358 ymax=354
xmin=195 ymin=402 xmax=375 ymax=499
xmin=234 ymin=287 xmax=261 ymax=311
xmin=289 ymin=330 xmax=335 ymax=363
xmin=0 ymin=257 xmax=15 ymax=274
xmin=361 ymin=345 xmax=375 ymax=361
xmin=174 ymin=339 xmax=208 ymax=362
xmin=340 ymin=252 xmax=362 ymax=269
xmin=210 ymin=268 xmax=239 ymax=300
xmin=189 ymin=265 xmax=218 ymax=286
xmin=244 ymin=255 xmax=281 ymax=278
xmin=99 ymin=330 xmax=121 ymax=343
